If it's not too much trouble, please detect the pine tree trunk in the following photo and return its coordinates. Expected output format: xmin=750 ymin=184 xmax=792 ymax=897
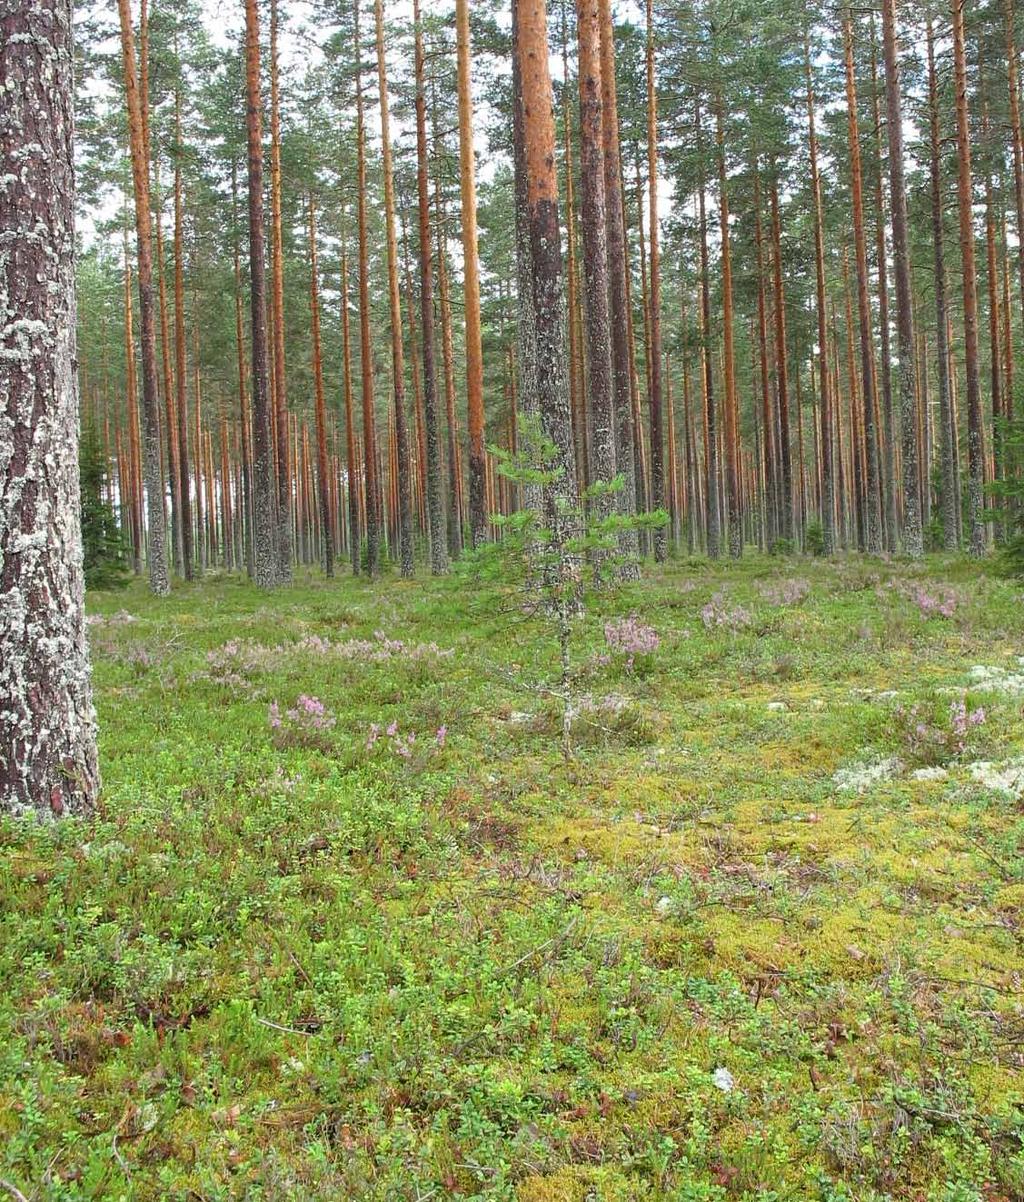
xmin=1007 ymin=0 xmax=1024 ymax=334
xmin=576 ymin=0 xmax=617 ymax=540
xmin=925 ymin=21 xmax=960 ymax=551
xmin=172 ymin=80 xmax=195 ymax=581
xmin=244 ymin=0 xmax=279 ymax=588
xmin=645 ymin=0 xmax=666 ymax=560
xmin=455 ymin=0 xmax=487 ymax=547
xmin=269 ymin=0 xmax=292 ymax=581
xmin=562 ymin=5 xmax=587 ymax=496
xmin=805 ymin=35 xmax=835 ymax=555
xmin=1 ymin=0 xmax=100 ymax=816
xmin=374 ymin=0 xmax=413 ymax=577
xmin=769 ymin=175 xmax=794 ymax=543
xmin=153 ymin=156 xmax=182 ymax=577
xmin=513 ymin=0 xmax=582 ymax=575
xmin=843 ymin=12 xmax=883 ymax=555
xmin=696 ymin=100 xmax=721 ymax=560
xmin=307 ymin=197 xmax=334 ymax=577
xmin=118 ymin=0 xmax=169 ymax=595
xmin=870 ymin=25 xmax=898 ymax=551
xmin=511 ymin=0 xmax=542 ymax=526
xmin=355 ymin=4 xmax=380 ymax=577
xmin=597 ymin=0 xmax=639 ymax=573
xmin=952 ymin=0 xmax=988 ymax=556
xmin=413 ymin=0 xmax=448 ymax=575
xmin=717 ymin=97 xmax=742 ymax=558
xmin=880 ymin=0 xmax=923 ymax=556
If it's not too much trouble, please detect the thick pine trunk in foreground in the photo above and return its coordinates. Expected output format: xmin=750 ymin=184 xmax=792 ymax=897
xmin=1 ymin=0 xmax=99 ymax=816
xmin=244 ymin=0 xmax=280 ymax=588
xmin=118 ymin=0 xmax=169 ymax=595
xmin=513 ymin=0 xmax=582 ymax=568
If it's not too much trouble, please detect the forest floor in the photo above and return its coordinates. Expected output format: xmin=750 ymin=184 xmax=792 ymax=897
xmin=2 ymin=553 xmax=1024 ymax=1201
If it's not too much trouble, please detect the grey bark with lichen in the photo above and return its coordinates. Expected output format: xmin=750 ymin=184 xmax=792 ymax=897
xmin=1 ymin=0 xmax=99 ymax=817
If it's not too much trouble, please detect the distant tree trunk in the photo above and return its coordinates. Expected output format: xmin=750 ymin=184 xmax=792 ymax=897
xmin=576 ymin=0 xmax=617 ymax=535
xmin=717 ymin=96 xmax=741 ymax=558
xmin=118 ymin=0 xmax=169 ymax=595
xmin=983 ymin=101 xmax=1004 ymax=532
xmin=753 ymin=164 xmax=777 ymax=548
xmin=597 ymin=0 xmax=639 ymax=573
xmin=153 ymin=156 xmax=182 ymax=576
xmin=804 ymin=40 xmax=835 ymax=554
xmin=869 ymin=23 xmax=897 ymax=551
xmin=413 ymin=0 xmax=448 ymax=575
xmin=269 ymin=0 xmax=292 ymax=581
xmin=645 ymin=0 xmax=666 ymax=560
xmin=244 ymin=0 xmax=279 ymax=588
xmin=455 ymin=0 xmax=487 ymax=547
xmin=172 ymin=79 xmax=194 ymax=581
xmin=843 ymin=12 xmax=883 ymax=555
xmin=307 ymin=198 xmax=334 ymax=576
xmin=562 ymin=4 xmax=586 ymax=495
xmin=513 ymin=0 xmax=582 ymax=571
xmin=339 ymin=239 xmax=360 ymax=575
xmin=1 ymin=0 xmax=100 ymax=816
xmin=881 ymin=0 xmax=923 ymax=557
xmin=374 ymin=0 xmax=413 ymax=577
xmin=434 ymin=160 xmax=464 ymax=557
xmin=511 ymin=0 xmax=542 ymax=525
xmin=769 ymin=175 xmax=794 ymax=543
xmin=926 ymin=20 xmax=959 ymax=551
xmin=355 ymin=3 xmax=380 ymax=577
xmin=231 ymin=162 xmax=254 ymax=577
xmin=1007 ymin=0 xmax=1024 ymax=333
xmin=952 ymin=0 xmax=987 ymax=556
xmin=696 ymin=99 xmax=721 ymax=560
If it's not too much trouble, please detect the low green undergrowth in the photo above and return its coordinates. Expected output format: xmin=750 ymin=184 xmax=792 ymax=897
xmin=2 ymin=553 xmax=1023 ymax=1200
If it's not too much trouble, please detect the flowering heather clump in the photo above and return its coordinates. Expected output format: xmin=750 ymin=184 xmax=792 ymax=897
xmin=886 ymin=579 xmax=961 ymax=619
xmin=701 ymin=591 xmax=753 ymax=632
xmin=295 ymin=630 xmax=453 ymax=664
xmin=201 ymin=631 xmax=453 ymax=689
xmin=269 ymin=696 xmax=337 ymax=744
xmin=604 ymin=615 xmax=660 ymax=672
xmin=365 ymin=721 xmax=448 ymax=762
xmin=757 ymin=578 xmax=811 ymax=607
xmin=204 ymin=638 xmax=281 ymax=688
xmin=893 ymin=696 xmax=986 ymax=766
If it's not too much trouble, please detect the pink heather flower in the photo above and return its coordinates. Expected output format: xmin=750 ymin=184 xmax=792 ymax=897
xmin=701 ymin=592 xmax=753 ymax=632
xmin=436 ymin=725 xmax=448 ymax=748
xmin=366 ymin=722 xmax=381 ymax=750
xmin=268 ymin=701 xmax=282 ymax=730
xmin=386 ymin=721 xmax=398 ymax=738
